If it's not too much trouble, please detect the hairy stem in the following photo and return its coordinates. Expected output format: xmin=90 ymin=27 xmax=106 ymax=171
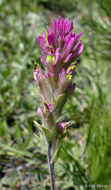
xmin=47 ymin=143 xmax=56 ymax=190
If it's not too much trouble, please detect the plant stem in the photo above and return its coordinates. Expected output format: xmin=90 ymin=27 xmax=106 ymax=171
xmin=47 ymin=143 xmax=56 ymax=190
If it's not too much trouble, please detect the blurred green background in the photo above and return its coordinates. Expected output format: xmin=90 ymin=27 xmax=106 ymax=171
xmin=0 ymin=0 xmax=111 ymax=189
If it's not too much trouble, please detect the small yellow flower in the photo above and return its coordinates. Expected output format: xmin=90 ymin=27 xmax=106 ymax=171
xmin=46 ymin=55 xmax=55 ymax=64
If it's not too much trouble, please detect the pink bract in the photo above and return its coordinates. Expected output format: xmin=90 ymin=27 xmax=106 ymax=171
xmin=37 ymin=16 xmax=84 ymax=77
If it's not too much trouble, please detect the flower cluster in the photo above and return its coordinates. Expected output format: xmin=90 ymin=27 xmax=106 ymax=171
xmin=34 ymin=17 xmax=83 ymax=157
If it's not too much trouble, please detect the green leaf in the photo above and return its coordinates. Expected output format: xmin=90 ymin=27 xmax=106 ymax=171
xmin=54 ymin=94 xmax=65 ymax=109
xmin=53 ymin=94 xmax=65 ymax=120
xmin=33 ymin=120 xmax=43 ymax=133
xmin=0 ymin=143 xmax=33 ymax=158
xmin=34 ymin=120 xmax=52 ymax=142
xmin=51 ymin=142 xmax=62 ymax=164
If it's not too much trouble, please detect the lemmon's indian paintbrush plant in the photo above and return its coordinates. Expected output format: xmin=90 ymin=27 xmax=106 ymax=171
xmin=33 ymin=17 xmax=84 ymax=190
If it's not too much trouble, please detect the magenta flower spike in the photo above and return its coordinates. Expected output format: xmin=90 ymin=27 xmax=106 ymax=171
xmin=33 ymin=17 xmax=84 ymax=190
xmin=37 ymin=16 xmax=83 ymax=78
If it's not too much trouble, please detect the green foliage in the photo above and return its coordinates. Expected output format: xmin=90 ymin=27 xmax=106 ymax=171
xmin=85 ymin=101 xmax=111 ymax=185
xmin=0 ymin=0 xmax=111 ymax=189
